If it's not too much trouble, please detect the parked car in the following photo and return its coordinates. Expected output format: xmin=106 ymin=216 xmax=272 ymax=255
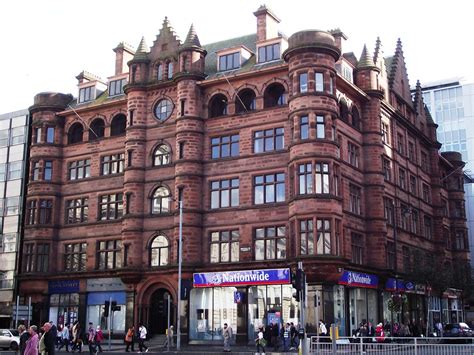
xmin=0 ymin=329 xmax=20 ymax=350
xmin=443 ymin=323 xmax=474 ymax=344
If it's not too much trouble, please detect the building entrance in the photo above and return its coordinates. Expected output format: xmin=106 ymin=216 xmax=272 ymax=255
xmin=149 ymin=289 xmax=173 ymax=336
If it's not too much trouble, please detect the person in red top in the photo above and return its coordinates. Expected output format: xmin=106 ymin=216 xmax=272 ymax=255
xmin=375 ymin=323 xmax=385 ymax=343
xmin=95 ymin=326 xmax=104 ymax=353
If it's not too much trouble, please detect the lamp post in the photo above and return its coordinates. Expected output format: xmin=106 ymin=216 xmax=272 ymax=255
xmin=176 ymin=199 xmax=183 ymax=351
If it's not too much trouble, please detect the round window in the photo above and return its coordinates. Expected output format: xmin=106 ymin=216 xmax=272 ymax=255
xmin=154 ymin=99 xmax=173 ymax=121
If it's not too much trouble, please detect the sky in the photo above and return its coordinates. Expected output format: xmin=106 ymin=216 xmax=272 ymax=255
xmin=0 ymin=0 xmax=472 ymax=113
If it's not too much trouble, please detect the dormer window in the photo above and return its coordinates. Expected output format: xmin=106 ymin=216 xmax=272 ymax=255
xmin=109 ymin=78 xmax=127 ymax=97
xmin=78 ymin=86 xmax=94 ymax=103
xmin=257 ymin=43 xmax=280 ymax=63
xmin=219 ymin=52 xmax=241 ymax=71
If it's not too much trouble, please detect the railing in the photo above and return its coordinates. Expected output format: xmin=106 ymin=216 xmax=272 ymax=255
xmin=310 ymin=336 xmax=474 ymax=354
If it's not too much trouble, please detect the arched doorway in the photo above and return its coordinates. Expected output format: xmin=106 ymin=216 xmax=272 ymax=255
xmin=149 ymin=288 xmax=174 ymax=336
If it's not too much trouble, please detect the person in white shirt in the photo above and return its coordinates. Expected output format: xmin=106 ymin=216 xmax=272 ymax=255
xmin=138 ymin=324 xmax=148 ymax=353
xmin=319 ymin=320 xmax=327 ymax=336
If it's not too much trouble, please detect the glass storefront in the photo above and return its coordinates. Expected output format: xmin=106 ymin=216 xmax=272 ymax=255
xmin=49 ymin=293 xmax=79 ymax=326
xmin=86 ymin=291 xmax=126 ymax=332
xmin=189 ymin=284 xmax=296 ymax=343
xmin=348 ymin=288 xmax=378 ymax=335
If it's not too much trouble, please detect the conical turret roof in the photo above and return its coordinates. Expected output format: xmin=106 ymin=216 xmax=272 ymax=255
xmin=357 ymin=44 xmax=375 ymax=68
xmin=133 ymin=36 xmax=149 ymax=60
xmin=183 ymin=24 xmax=202 ymax=48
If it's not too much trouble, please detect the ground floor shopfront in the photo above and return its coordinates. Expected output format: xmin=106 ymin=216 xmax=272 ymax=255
xmin=20 ymin=269 xmax=465 ymax=340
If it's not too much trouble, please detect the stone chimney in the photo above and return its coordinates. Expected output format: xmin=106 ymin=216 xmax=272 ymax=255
xmin=113 ymin=42 xmax=135 ymax=75
xmin=253 ymin=5 xmax=280 ymax=42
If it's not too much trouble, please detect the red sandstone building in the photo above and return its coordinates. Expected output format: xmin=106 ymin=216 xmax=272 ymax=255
xmin=20 ymin=6 xmax=470 ymax=342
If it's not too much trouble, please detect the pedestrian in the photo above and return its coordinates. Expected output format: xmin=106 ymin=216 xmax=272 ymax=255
xmin=255 ymin=326 xmax=266 ymax=355
xmin=289 ymin=322 xmax=297 ymax=350
xmin=222 ymin=323 xmax=232 ymax=352
xmin=49 ymin=322 xmax=58 ymax=349
xmin=95 ymin=326 xmax=104 ymax=352
xmin=24 ymin=325 xmax=39 ymax=355
xmin=271 ymin=322 xmax=279 ymax=351
xmin=163 ymin=325 xmax=174 ymax=348
xmin=375 ymin=323 xmax=385 ymax=343
xmin=71 ymin=321 xmax=82 ymax=352
xmin=59 ymin=323 xmax=70 ymax=352
xmin=281 ymin=323 xmax=290 ymax=351
xmin=18 ymin=324 xmax=29 ymax=355
xmin=125 ymin=325 xmax=135 ymax=352
xmin=138 ymin=323 xmax=148 ymax=353
xmin=319 ymin=320 xmax=327 ymax=336
xmin=42 ymin=322 xmax=56 ymax=355
xmin=87 ymin=322 xmax=96 ymax=355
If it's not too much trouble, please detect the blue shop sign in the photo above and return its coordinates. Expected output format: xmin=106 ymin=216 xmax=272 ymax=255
xmin=405 ymin=281 xmax=416 ymax=292
xmin=338 ymin=271 xmax=378 ymax=289
xmin=49 ymin=280 xmax=80 ymax=294
xmin=193 ymin=268 xmax=290 ymax=288
xmin=385 ymin=278 xmax=406 ymax=292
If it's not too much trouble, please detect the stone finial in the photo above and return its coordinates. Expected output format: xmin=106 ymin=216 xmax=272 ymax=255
xmin=373 ymin=37 xmax=382 ymax=64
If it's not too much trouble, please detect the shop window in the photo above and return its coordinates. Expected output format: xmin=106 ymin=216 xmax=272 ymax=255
xmin=150 ymin=235 xmax=169 ymax=266
xmin=101 ymin=153 xmax=125 ymax=175
xmin=151 ymin=187 xmax=170 ymax=214
xmin=254 ymin=173 xmax=285 ymax=204
xmin=89 ymin=118 xmax=105 ymax=141
xmin=263 ymin=83 xmax=286 ymax=108
xmin=254 ymin=127 xmax=284 ymax=153
xmin=64 ymin=242 xmax=87 ymax=271
xmin=211 ymin=135 xmax=239 ymax=159
xmin=211 ymin=179 xmax=239 ymax=209
xmin=235 ymin=89 xmax=256 ymax=113
xmin=99 ymin=193 xmax=124 ymax=220
xmin=66 ymin=197 xmax=89 ymax=224
xmin=68 ymin=123 xmax=84 ymax=144
xmin=255 ymin=226 xmax=286 ymax=260
xmin=210 ymin=230 xmax=239 ymax=263
xmin=351 ymin=233 xmax=364 ymax=264
xmin=209 ymin=94 xmax=228 ymax=118
xmin=68 ymin=159 xmax=91 ymax=180
xmin=97 ymin=240 xmax=122 ymax=269
xmin=110 ymin=114 xmax=127 ymax=136
xmin=153 ymin=144 xmax=171 ymax=165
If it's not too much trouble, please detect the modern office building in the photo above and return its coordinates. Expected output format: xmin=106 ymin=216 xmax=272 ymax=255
xmin=0 ymin=109 xmax=29 ymax=328
xmin=19 ymin=6 xmax=470 ymax=342
xmin=420 ymin=79 xmax=474 ymax=321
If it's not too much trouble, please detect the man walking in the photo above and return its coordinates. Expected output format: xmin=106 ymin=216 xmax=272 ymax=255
xmin=138 ymin=324 xmax=148 ymax=353
xmin=42 ymin=322 xmax=56 ymax=355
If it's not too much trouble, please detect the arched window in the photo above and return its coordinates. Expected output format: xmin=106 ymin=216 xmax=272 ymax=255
xmin=209 ymin=94 xmax=228 ymax=118
xmin=167 ymin=62 xmax=173 ymax=79
xmin=157 ymin=64 xmax=163 ymax=81
xmin=152 ymin=187 xmax=170 ymax=214
xmin=110 ymin=114 xmax=126 ymax=136
xmin=89 ymin=118 xmax=105 ymax=140
xmin=150 ymin=235 xmax=169 ymax=266
xmin=153 ymin=144 xmax=171 ymax=166
xmin=352 ymin=107 xmax=361 ymax=130
xmin=264 ymin=83 xmax=286 ymax=108
xmin=235 ymin=89 xmax=256 ymax=113
xmin=68 ymin=122 xmax=84 ymax=144
xmin=339 ymin=99 xmax=349 ymax=122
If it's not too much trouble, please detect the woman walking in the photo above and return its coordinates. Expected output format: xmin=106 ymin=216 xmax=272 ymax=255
xmin=24 ymin=326 xmax=39 ymax=355
xmin=255 ymin=326 xmax=266 ymax=355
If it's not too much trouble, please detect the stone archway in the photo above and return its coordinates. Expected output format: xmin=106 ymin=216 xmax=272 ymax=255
xmin=149 ymin=288 xmax=174 ymax=336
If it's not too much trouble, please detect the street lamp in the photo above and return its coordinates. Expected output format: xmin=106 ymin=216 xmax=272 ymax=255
xmin=176 ymin=199 xmax=183 ymax=351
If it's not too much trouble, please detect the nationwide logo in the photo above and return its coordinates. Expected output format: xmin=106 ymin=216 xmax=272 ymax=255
xmin=193 ymin=268 xmax=290 ymax=287
xmin=347 ymin=272 xmax=372 ymax=285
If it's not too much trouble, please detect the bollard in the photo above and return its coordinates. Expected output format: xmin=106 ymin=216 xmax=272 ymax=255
xmin=331 ymin=324 xmax=336 ymax=355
